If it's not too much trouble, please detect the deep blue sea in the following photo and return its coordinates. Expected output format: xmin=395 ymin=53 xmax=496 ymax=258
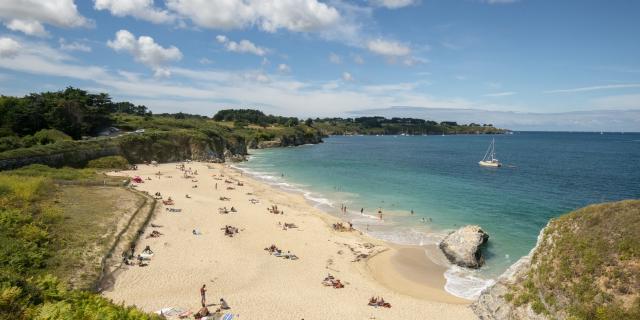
xmin=235 ymin=132 xmax=640 ymax=298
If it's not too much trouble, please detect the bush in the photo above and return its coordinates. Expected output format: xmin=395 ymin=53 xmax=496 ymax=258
xmin=86 ymin=156 xmax=129 ymax=170
xmin=33 ymin=130 xmax=72 ymax=145
xmin=0 ymin=170 xmax=160 ymax=319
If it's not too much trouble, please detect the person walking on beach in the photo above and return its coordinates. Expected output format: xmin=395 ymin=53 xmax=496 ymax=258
xmin=360 ymin=208 xmax=364 ymax=214
xmin=200 ymin=284 xmax=207 ymax=307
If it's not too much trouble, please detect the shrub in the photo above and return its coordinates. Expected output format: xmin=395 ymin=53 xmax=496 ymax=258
xmin=86 ymin=156 xmax=129 ymax=170
xmin=33 ymin=129 xmax=72 ymax=145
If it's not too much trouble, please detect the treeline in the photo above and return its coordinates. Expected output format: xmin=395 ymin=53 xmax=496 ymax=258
xmin=213 ymin=109 xmax=300 ymax=127
xmin=0 ymin=88 xmax=152 ymax=152
xmin=310 ymin=117 xmax=504 ymax=135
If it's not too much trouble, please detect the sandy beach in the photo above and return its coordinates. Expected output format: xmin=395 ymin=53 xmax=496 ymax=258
xmin=103 ymin=161 xmax=476 ymax=319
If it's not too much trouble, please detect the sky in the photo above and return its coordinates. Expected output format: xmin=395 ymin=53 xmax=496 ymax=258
xmin=0 ymin=0 xmax=639 ymax=130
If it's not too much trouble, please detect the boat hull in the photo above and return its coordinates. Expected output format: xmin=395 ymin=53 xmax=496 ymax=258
xmin=479 ymin=160 xmax=501 ymax=167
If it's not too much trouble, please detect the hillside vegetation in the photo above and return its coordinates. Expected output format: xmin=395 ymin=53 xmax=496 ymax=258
xmin=0 ymin=166 xmax=160 ymax=319
xmin=474 ymin=200 xmax=640 ymax=320
xmin=0 ymin=88 xmax=323 ymax=169
xmin=311 ymin=116 xmax=505 ymax=135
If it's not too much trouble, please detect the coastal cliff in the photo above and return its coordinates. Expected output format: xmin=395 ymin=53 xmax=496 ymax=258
xmin=472 ymin=200 xmax=640 ymax=319
xmin=249 ymin=128 xmax=324 ymax=149
xmin=0 ymin=126 xmax=325 ymax=170
xmin=0 ymin=130 xmax=249 ymax=170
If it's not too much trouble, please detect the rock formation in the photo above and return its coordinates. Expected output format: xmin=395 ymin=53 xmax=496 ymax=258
xmin=439 ymin=225 xmax=489 ymax=269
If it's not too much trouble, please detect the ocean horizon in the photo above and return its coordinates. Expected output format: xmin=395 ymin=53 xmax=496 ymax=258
xmin=236 ymin=132 xmax=640 ymax=299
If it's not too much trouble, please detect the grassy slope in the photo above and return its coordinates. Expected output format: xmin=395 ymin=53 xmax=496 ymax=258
xmin=0 ymin=165 xmax=159 ymax=319
xmin=507 ymin=200 xmax=640 ymax=319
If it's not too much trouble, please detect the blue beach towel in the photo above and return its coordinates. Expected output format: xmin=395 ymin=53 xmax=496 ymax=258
xmin=222 ymin=313 xmax=234 ymax=320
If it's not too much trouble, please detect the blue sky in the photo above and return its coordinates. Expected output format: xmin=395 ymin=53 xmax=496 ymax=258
xmin=0 ymin=0 xmax=639 ymax=128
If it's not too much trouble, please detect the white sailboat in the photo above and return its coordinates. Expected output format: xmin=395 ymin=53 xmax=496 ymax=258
xmin=479 ymin=138 xmax=501 ymax=167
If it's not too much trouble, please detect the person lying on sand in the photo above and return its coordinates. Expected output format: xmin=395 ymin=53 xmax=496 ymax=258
xmin=147 ymin=230 xmax=162 ymax=238
xmin=193 ymin=229 xmax=202 ymax=235
xmin=185 ymin=194 xmax=191 ymax=198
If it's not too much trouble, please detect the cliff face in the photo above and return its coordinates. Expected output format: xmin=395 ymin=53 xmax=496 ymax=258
xmin=473 ymin=200 xmax=640 ymax=320
xmin=0 ymin=131 xmax=248 ymax=170
xmin=250 ymin=129 xmax=324 ymax=149
xmin=0 ymin=141 xmax=120 ymax=171
xmin=471 ymin=228 xmax=549 ymax=320
xmin=117 ymin=131 xmax=247 ymax=163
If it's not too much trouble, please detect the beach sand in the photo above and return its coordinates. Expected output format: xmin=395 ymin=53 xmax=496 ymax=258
xmin=103 ymin=162 xmax=476 ymax=319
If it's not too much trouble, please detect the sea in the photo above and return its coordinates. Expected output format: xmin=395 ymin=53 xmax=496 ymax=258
xmin=234 ymin=132 xmax=640 ymax=299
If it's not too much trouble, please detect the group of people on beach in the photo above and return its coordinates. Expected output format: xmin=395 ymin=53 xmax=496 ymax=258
xmin=268 ymin=205 xmax=283 ymax=214
xmin=196 ymin=285 xmax=230 ymax=318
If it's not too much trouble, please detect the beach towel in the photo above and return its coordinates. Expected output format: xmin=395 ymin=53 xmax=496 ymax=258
xmin=139 ymin=252 xmax=154 ymax=260
xmin=222 ymin=314 xmax=234 ymax=320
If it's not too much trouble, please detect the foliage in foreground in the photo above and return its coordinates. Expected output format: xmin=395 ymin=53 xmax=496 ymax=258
xmin=508 ymin=200 xmax=640 ymax=319
xmin=0 ymin=169 xmax=159 ymax=319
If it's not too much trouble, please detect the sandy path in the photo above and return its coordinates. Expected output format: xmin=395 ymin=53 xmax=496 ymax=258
xmin=103 ymin=162 xmax=476 ymax=319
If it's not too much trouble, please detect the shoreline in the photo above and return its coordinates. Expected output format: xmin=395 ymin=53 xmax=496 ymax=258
xmin=233 ymin=155 xmax=495 ymax=300
xmin=103 ymin=162 xmax=475 ymax=319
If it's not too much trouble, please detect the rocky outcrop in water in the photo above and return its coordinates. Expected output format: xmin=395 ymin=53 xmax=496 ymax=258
xmin=439 ymin=225 xmax=489 ymax=269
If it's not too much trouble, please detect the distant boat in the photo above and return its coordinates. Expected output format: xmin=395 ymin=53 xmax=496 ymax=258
xmin=479 ymin=138 xmax=501 ymax=167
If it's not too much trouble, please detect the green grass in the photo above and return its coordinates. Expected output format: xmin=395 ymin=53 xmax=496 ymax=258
xmin=509 ymin=200 xmax=640 ymax=319
xmin=0 ymin=167 xmax=159 ymax=320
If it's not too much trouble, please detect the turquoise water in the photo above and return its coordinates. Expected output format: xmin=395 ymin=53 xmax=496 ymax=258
xmin=235 ymin=132 xmax=640 ymax=298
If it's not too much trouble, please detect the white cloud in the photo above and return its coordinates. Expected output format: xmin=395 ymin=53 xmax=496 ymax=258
xmin=367 ymin=39 xmax=411 ymax=56
xmin=59 ymin=38 xmax=91 ymax=52
xmin=0 ymin=37 xmax=21 ymax=58
xmin=370 ymin=0 xmax=418 ymax=9
xmin=107 ymin=30 xmax=182 ymax=76
xmin=545 ymin=83 xmax=640 ymax=94
xmin=94 ymin=0 xmax=175 ymax=24
xmin=342 ymin=72 xmax=354 ymax=81
xmin=216 ymin=35 xmax=268 ymax=56
xmin=0 ymin=0 xmax=90 ymax=36
xmin=366 ymin=38 xmax=425 ymax=66
xmin=5 ymin=19 xmax=48 ymax=37
xmin=199 ymin=58 xmax=212 ymax=65
xmin=278 ymin=63 xmax=291 ymax=73
xmin=329 ymin=52 xmax=342 ymax=64
xmin=592 ymin=94 xmax=640 ymax=109
xmin=352 ymin=53 xmax=364 ymax=64
xmin=0 ymin=38 xmax=482 ymax=119
xmin=166 ymin=0 xmax=340 ymax=33
xmin=483 ymin=91 xmax=516 ymax=97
